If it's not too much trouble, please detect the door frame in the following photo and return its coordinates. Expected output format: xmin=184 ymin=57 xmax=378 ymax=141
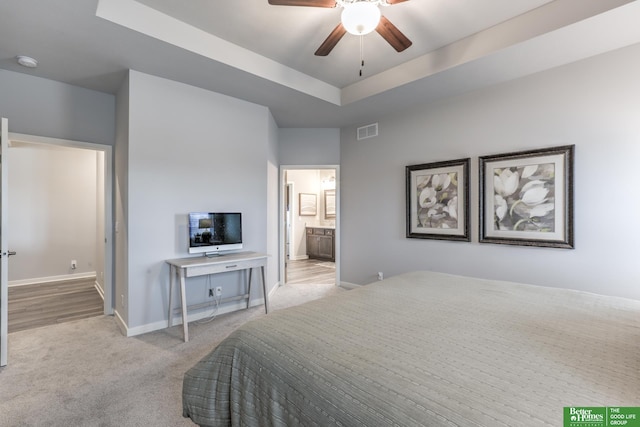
xmin=279 ymin=165 xmax=340 ymax=287
xmin=284 ymin=182 xmax=293 ymax=282
xmin=1 ymin=118 xmax=9 ymax=366
xmin=8 ymin=132 xmax=114 ymax=315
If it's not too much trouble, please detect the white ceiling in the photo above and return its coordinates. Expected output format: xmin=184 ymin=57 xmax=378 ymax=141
xmin=1 ymin=0 xmax=640 ymax=128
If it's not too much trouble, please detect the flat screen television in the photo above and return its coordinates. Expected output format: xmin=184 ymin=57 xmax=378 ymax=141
xmin=188 ymin=212 xmax=243 ymax=256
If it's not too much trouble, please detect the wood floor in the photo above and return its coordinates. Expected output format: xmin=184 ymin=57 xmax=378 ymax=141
xmin=8 ymin=278 xmax=103 ymax=333
xmin=286 ymin=259 xmax=336 ymax=285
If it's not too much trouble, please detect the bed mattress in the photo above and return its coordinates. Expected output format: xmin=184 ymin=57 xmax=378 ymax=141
xmin=183 ymin=271 xmax=640 ymax=426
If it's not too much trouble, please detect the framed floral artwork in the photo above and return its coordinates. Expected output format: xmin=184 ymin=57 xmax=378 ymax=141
xmin=406 ymin=158 xmax=470 ymax=241
xmin=479 ymin=145 xmax=574 ymax=248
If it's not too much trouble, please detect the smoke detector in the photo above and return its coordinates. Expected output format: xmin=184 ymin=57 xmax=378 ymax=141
xmin=16 ymin=55 xmax=38 ymax=68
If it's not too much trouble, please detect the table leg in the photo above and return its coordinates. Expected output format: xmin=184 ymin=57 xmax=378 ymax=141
xmin=247 ymin=268 xmax=253 ymax=309
xmin=261 ymin=266 xmax=269 ymax=314
xmin=179 ymin=269 xmax=189 ymax=342
xmin=168 ymin=266 xmax=175 ymax=327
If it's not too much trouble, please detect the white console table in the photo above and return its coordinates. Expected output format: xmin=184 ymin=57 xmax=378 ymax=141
xmin=166 ymin=251 xmax=268 ymax=342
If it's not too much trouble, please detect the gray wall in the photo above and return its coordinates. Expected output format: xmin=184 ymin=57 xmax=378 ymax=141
xmin=279 ymin=128 xmax=340 ymax=166
xmin=266 ymin=113 xmax=280 ymax=289
xmin=0 ymin=70 xmax=115 ymax=145
xmin=115 ymin=73 xmax=130 ymax=325
xmin=122 ymin=70 xmax=275 ymax=332
xmin=341 ymin=43 xmax=640 ymax=300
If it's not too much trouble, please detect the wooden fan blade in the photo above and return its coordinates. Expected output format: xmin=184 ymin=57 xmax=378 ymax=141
xmin=385 ymin=0 xmax=410 ymax=4
xmin=268 ymin=0 xmax=336 ymax=7
xmin=376 ymin=15 xmax=412 ymax=52
xmin=315 ymin=23 xmax=347 ymax=56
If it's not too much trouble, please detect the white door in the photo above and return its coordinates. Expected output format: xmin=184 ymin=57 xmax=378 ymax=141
xmin=1 ymin=117 xmax=10 ymax=366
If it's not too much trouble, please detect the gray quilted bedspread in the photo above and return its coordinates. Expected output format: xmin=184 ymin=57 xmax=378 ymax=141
xmin=182 ymin=271 xmax=640 ymax=426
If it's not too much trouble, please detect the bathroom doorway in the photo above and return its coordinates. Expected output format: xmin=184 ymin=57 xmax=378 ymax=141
xmin=280 ymin=166 xmax=339 ymax=287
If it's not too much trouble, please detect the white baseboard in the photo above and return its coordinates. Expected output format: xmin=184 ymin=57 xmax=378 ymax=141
xmin=113 ymin=309 xmax=128 ymax=336
xmin=339 ymin=281 xmax=361 ymax=290
xmin=94 ymin=282 xmax=105 ymax=300
xmin=270 ymin=282 xmax=281 ymax=297
xmin=118 ymin=298 xmax=268 ymax=338
xmin=9 ymin=272 xmax=97 ymax=287
xmin=288 ymin=255 xmax=309 ymax=261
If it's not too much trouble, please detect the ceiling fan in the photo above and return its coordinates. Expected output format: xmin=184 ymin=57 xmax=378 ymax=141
xmin=268 ymin=0 xmax=412 ymax=57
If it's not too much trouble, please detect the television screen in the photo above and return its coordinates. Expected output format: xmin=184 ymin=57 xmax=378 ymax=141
xmin=188 ymin=212 xmax=242 ymax=255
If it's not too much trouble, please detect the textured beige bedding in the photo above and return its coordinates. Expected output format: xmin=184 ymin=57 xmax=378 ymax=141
xmin=183 ymin=271 xmax=640 ymax=426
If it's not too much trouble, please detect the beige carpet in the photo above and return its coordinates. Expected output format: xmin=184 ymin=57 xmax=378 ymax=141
xmin=0 ymin=282 xmax=345 ymax=427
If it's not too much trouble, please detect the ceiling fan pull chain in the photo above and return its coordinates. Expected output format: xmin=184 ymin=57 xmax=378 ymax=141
xmin=359 ymin=34 xmax=364 ymax=77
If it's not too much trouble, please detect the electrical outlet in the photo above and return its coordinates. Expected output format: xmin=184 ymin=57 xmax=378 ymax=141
xmin=215 ymin=286 xmax=222 ymax=296
xmin=377 ymin=272 xmax=384 ymax=281
xmin=208 ymin=289 xmax=214 ymax=297
xmin=71 ymin=259 xmax=77 ymax=270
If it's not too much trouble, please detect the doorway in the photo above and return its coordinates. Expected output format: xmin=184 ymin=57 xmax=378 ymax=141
xmin=285 ymin=183 xmax=293 ymax=266
xmin=280 ymin=166 xmax=339 ymax=287
xmin=7 ymin=132 xmax=113 ymax=322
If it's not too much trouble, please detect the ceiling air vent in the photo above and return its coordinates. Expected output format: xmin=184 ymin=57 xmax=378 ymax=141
xmin=357 ymin=123 xmax=378 ymax=140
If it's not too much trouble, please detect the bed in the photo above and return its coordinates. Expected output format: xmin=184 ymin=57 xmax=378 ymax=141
xmin=182 ymin=271 xmax=640 ymax=426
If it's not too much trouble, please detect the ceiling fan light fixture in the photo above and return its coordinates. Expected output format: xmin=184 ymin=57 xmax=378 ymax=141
xmin=341 ymin=2 xmax=381 ymax=35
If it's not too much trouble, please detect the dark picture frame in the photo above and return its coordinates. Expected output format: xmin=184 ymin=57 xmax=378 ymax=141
xmin=479 ymin=145 xmax=574 ymax=248
xmin=406 ymin=158 xmax=470 ymax=241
